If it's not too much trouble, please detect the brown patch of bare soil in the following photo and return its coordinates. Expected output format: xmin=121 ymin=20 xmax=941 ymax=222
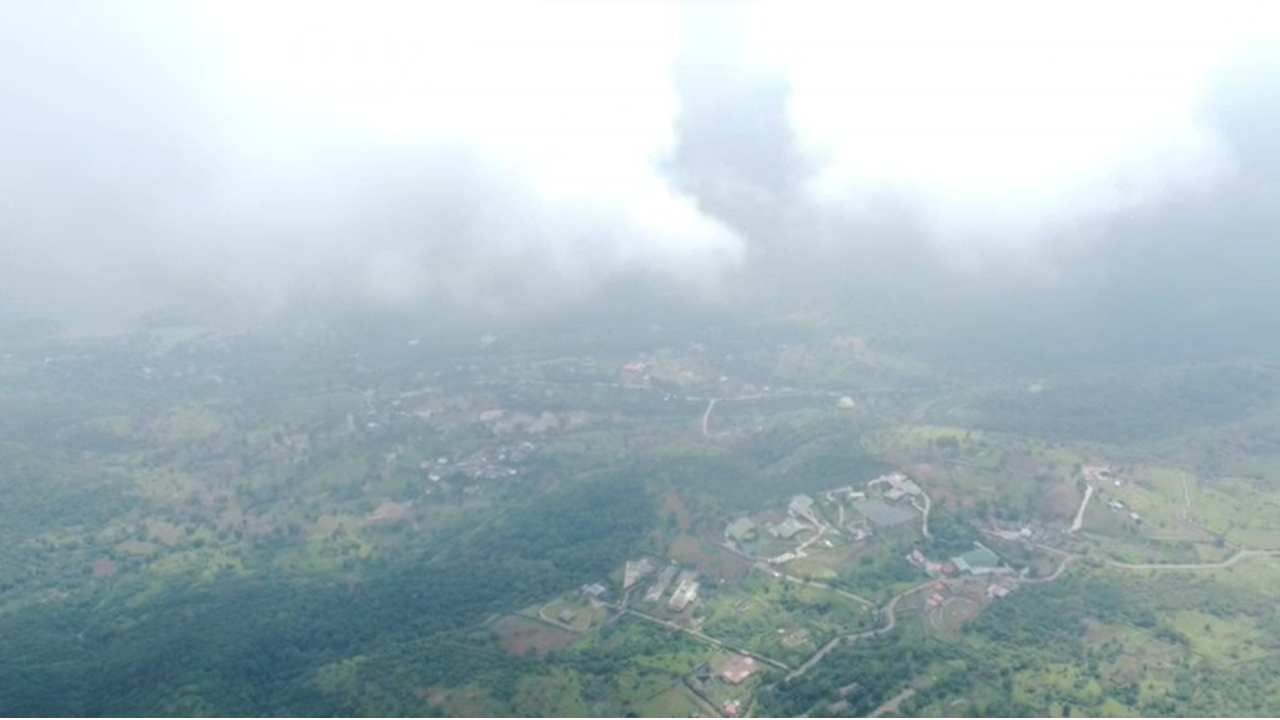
xmin=668 ymin=533 xmax=751 ymax=582
xmin=662 ymin=490 xmax=692 ymax=532
xmin=491 ymin=615 xmax=578 ymax=657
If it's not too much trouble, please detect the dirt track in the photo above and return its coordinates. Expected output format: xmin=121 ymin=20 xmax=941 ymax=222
xmin=1104 ymin=548 xmax=1279 ymax=570
xmin=785 ymin=579 xmax=935 ymax=681
xmin=701 ymin=398 xmax=718 ymax=437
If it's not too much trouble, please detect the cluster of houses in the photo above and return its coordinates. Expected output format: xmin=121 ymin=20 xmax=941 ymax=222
xmin=644 ymin=564 xmax=678 ymax=603
xmin=623 ymin=558 xmax=655 ymax=589
xmin=1084 ymin=464 xmax=1122 ymax=487
xmin=580 ymin=582 xmax=610 ymax=604
xmin=869 ymin=471 xmax=924 ymax=501
xmin=823 ymin=486 xmax=874 ymax=539
xmin=628 ymin=560 xmax=701 ymax=612
xmin=912 ymin=540 xmax=1021 ymax=614
xmin=669 ymin=571 xmax=701 ymax=611
xmin=1086 ymin=464 xmax=1144 ymax=522
xmin=621 ymin=361 xmax=650 ymax=386
xmin=724 ymin=472 xmax=937 ymax=568
xmin=723 ymin=494 xmax=825 ymax=547
xmin=619 ymin=357 xmax=706 ymax=388
xmin=1105 ymin=497 xmax=1142 ymax=523
xmin=925 ymin=582 xmax=948 ymax=609
xmin=823 ymin=486 xmax=866 ymax=503
xmin=908 ymin=541 xmax=1012 ymax=580
xmin=923 ymin=574 xmax=1017 ymax=613
xmin=723 ymin=492 xmax=845 ymax=566
xmin=418 ymin=440 xmax=535 ymax=486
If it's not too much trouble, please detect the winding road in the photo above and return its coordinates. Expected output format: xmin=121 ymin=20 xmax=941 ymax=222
xmin=627 ymin=536 xmax=1280 ymax=710
xmin=779 ymin=544 xmax=1280 ymax=689
xmin=1104 ymin=548 xmax=1280 ymax=570
xmin=785 ymin=579 xmax=935 ymax=682
xmin=621 ymin=605 xmax=791 ymax=671
xmin=702 ymin=398 xmax=718 ymax=438
xmin=534 ymin=605 xmax=581 ymax=633
xmin=870 ymin=687 xmax=917 ymax=718
xmin=632 ymin=469 xmax=1280 ymax=701
xmin=1023 ymin=554 xmax=1075 ymax=583
xmin=913 ymin=491 xmax=933 ymax=540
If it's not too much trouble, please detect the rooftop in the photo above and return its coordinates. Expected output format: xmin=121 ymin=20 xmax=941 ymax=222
xmin=952 ymin=544 xmax=1002 ymax=574
xmin=768 ymin=517 xmax=810 ymax=539
xmin=720 ymin=654 xmax=760 ymax=685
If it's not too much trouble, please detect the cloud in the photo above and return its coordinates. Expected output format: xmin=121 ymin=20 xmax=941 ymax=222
xmin=737 ymin=0 xmax=1277 ymax=272
xmin=0 ymin=1 xmax=743 ymax=326
xmin=3 ymin=0 xmax=1280 ymax=333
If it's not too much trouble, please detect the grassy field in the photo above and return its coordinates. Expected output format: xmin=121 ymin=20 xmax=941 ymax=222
xmin=491 ymin=615 xmax=581 ymax=657
xmin=513 ymin=669 xmax=590 ymax=716
xmin=538 ymin=596 xmax=607 ymax=633
xmin=699 ymin=573 xmax=874 ymax=666
xmin=1193 ymin=477 xmax=1280 ymax=549
xmin=1171 ymin=610 xmax=1270 ymax=665
xmin=636 ymin=686 xmax=704 ymax=717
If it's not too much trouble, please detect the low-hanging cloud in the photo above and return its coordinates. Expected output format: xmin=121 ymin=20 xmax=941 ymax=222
xmin=735 ymin=0 xmax=1278 ymax=274
xmin=3 ymin=0 xmax=1280 ymax=332
xmin=1 ymin=1 xmax=743 ymax=327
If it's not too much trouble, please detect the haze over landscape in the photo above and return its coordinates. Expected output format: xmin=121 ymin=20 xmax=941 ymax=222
xmin=4 ymin=1 xmax=1279 ymax=328
xmin=4 ymin=1 xmax=1280 ymax=717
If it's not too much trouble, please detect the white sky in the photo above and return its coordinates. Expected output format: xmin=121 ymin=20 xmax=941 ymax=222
xmin=742 ymin=0 xmax=1280 ymax=263
xmin=6 ymin=0 xmax=1279 ymax=318
xmin=195 ymin=0 xmax=743 ymax=294
xmin=193 ymin=0 xmax=1280 ymax=271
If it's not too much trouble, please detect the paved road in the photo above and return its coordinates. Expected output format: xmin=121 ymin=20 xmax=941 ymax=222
xmin=755 ymin=563 xmax=876 ymax=609
xmin=1023 ymin=554 xmax=1074 ymax=583
xmin=785 ymin=580 xmax=935 ymax=682
xmin=1105 ymin=548 xmax=1280 ymax=570
xmin=782 ymin=541 xmax=1280 ymax=688
xmin=658 ymin=487 xmax=1277 ymax=689
xmin=913 ymin=490 xmax=933 ymax=540
xmin=870 ymin=687 xmax=917 ymax=717
xmin=1070 ymin=484 xmax=1094 ymax=533
xmin=534 ymin=605 xmax=581 ymax=633
xmin=989 ymin=531 xmax=1278 ymax=573
xmin=776 ymin=536 xmax=1280 ymax=692
xmin=701 ymin=398 xmax=718 ymax=438
xmin=720 ymin=539 xmax=877 ymax=609
xmin=622 ymin=606 xmax=791 ymax=671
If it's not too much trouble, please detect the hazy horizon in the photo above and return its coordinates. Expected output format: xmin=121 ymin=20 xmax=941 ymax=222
xmin=3 ymin=1 xmax=1280 ymax=358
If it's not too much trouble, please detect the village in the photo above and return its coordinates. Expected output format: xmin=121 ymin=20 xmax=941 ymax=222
xmin=512 ymin=464 xmax=1071 ymax=718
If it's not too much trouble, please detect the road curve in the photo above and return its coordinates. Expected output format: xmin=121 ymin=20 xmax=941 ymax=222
xmin=785 ymin=580 xmax=935 ymax=681
xmin=913 ymin=491 xmax=933 ymax=540
xmin=778 ymin=538 xmax=1279 ymax=690
xmin=1105 ymin=548 xmax=1279 ymax=571
xmin=870 ymin=687 xmax=917 ymax=718
xmin=1022 ymin=555 xmax=1074 ymax=583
